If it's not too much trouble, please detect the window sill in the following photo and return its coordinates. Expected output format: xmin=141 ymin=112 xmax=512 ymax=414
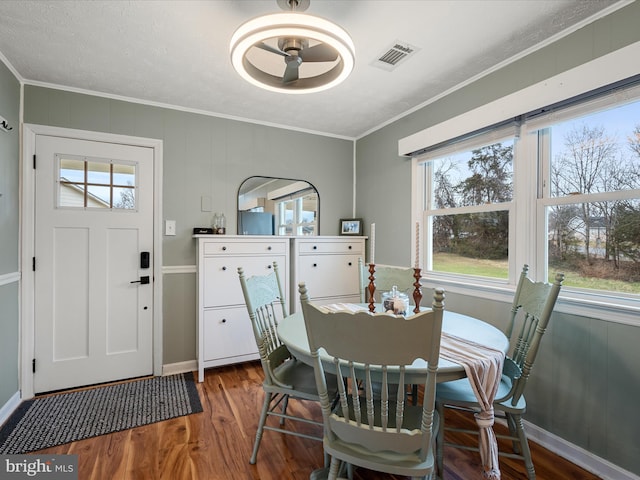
xmin=422 ymin=273 xmax=640 ymax=327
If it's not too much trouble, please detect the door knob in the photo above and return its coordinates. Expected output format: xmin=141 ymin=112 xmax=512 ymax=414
xmin=130 ymin=276 xmax=150 ymax=285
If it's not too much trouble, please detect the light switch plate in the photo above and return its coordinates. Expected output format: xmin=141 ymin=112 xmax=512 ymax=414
xmin=165 ymin=220 xmax=176 ymax=236
xmin=201 ymin=196 xmax=212 ymax=212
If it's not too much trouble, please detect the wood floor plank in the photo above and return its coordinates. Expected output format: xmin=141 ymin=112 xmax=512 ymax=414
xmin=25 ymin=361 xmax=601 ymax=479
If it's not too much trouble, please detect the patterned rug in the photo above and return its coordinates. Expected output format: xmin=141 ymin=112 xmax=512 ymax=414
xmin=0 ymin=372 xmax=202 ymax=454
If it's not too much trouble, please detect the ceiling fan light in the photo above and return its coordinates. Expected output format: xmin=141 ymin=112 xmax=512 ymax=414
xmin=230 ymin=12 xmax=355 ymax=94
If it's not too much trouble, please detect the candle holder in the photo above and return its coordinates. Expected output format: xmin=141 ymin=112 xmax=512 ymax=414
xmin=412 ymin=268 xmax=422 ymax=314
xmin=368 ymin=263 xmax=376 ymax=312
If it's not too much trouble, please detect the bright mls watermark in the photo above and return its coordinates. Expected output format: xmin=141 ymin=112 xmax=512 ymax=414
xmin=0 ymin=455 xmax=77 ymax=479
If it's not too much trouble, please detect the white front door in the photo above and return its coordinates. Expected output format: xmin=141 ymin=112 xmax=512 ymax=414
xmin=33 ymin=135 xmax=154 ymax=393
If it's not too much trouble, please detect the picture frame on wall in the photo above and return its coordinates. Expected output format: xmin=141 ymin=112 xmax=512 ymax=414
xmin=340 ymin=218 xmax=363 ymax=236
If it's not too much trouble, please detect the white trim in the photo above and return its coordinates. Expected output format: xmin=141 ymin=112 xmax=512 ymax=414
xmin=523 ymin=419 xmax=640 ymax=480
xmin=0 ymin=271 xmax=20 ymax=287
xmin=162 ymin=265 xmax=197 ymax=275
xmin=23 ymin=80 xmax=355 ymax=142
xmin=399 ymin=41 xmax=640 ymax=156
xmin=0 ymin=50 xmax=24 ymax=83
xmin=0 ymin=391 xmax=21 ymax=427
xmin=352 ymin=141 xmax=357 ymax=218
xmin=20 ymin=124 xmax=164 ymax=398
xmin=162 ymin=360 xmax=198 ymax=377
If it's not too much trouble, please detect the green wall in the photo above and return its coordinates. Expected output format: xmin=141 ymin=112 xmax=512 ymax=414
xmin=0 ymin=59 xmax=20 ymax=408
xmin=22 ymin=87 xmax=355 ymax=364
xmin=355 ymin=2 xmax=640 ymax=475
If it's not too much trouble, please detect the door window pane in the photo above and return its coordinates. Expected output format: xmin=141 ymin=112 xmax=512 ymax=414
xmin=57 ymin=155 xmax=137 ymax=210
xmin=87 ymin=161 xmax=111 ymax=185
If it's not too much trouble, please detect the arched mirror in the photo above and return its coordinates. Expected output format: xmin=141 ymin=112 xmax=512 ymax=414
xmin=237 ymin=176 xmax=319 ymax=236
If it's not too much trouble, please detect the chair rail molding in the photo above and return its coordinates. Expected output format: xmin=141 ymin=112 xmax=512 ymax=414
xmin=162 ymin=265 xmax=197 ymax=275
xmin=0 ymin=271 xmax=20 ymax=287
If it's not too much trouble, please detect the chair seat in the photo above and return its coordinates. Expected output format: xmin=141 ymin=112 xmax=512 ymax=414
xmin=436 ymin=375 xmax=527 ymax=413
xmin=268 ymin=359 xmax=337 ymax=400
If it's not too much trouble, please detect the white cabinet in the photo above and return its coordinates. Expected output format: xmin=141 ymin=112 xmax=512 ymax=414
xmin=290 ymin=236 xmax=366 ymax=312
xmin=195 ymin=235 xmax=289 ymax=382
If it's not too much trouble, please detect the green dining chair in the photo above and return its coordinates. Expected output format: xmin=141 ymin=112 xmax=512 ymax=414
xmin=359 ymin=258 xmax=421 ymax=404
xmin=300 ymin=281 xmax=445 ymax=480
xmin=435 ymin=265 xmax=564 ymax=480
xmin=358 ymin=257 xmax=416 ymax=304
xmin=238 ymin=262 xmax=335 ymax=465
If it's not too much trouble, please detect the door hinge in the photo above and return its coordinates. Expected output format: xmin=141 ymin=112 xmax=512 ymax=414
xmin=33 ymin=154 xmax=36 ymax=169
xmin=32 ymin=358 xmax=36 ymax=373
xmin=32 ymin=257 xmax=36 ymax=271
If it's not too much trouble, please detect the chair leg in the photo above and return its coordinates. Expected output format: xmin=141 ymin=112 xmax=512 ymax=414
xmin=328 ymin=456 xmax=341 ymax=480
xmin=280 ymin=394 xmax=290 ymax=426
xmin=510 ymin=413 xmax=535 ymax=480
xmin=435 ymin=402 xmax=445 ymax=477
xmin=250 ymin=391 xmax=272 ymax=464
xmin=506 ymin=411 xmax=521 ymax=453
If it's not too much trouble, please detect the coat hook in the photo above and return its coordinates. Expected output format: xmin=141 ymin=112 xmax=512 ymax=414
xmin=0 ymin=120 xmax=12 ymax=132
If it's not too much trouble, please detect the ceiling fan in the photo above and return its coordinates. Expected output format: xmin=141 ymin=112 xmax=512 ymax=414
xmin=230 ymin=0 xmax=355 ymax=94
xmin=256 ymin=34 xmax=339 ymax=85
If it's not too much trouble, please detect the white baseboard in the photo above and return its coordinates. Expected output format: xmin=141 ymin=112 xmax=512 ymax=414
xmin=0 ymin=391 xmax=21 ymax=427
xmin=162 ymin=360 xmax=197 ymax=376
xmin=524 ymin=419 xmax=639 ymax=480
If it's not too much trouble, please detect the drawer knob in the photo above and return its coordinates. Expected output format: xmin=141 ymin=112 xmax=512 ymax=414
xmin=348 ymin=245 xmax=352 ymax=249
xmin=222 ymin=246 xmax=227 ymax=251
xmin=221 ymin=318 xmax=227 ymax=323
xmin=313 ymin=263 xmax=318 ymax=267
xmin=267 ymin=246 xmax=272 ymax=250
xmin=267 ymin=264 xmax=272 ymax=269
xmin=222 ymin=266 xmax=227 ymax=271
xmin=348 ymin=262 xmax=352 ymax=266
xmin=312 ymin=245 xmax=317 ymax=250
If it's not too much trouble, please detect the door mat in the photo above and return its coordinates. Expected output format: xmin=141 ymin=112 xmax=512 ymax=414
xmin=0 ymin=372 xmax=203 ymax=454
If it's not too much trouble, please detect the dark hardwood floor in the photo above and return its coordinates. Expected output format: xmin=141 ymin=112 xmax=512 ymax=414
xmin=33 ymin=361 xmax=601 ymax=479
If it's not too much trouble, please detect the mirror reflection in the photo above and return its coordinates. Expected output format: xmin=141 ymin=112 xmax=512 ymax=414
xmin=237 ymin=176 xmax=319 ymax=236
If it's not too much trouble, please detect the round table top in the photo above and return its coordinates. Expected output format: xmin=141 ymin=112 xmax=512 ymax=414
xmin=277 ymin=308 xmax=509 ymax=383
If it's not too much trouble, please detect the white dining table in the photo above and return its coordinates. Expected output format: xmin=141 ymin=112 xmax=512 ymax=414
xmin=277 ymin=306 xmax=510 ymax=383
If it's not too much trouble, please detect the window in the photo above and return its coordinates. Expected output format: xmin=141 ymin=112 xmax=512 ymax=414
xmin=536 ymin=98 xmax=640 ymax=294
xmin=57 ymin=155 xmax=136 ymax=210
xmin=418 ymin=131 xmax=516 ymax=280
xmin=414 ymin=80 xmax=640 ymax=320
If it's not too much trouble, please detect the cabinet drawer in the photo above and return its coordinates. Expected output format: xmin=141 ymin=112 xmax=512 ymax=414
xmin=203 ymin=241 xmax=287 ymax=256
xmin=203 ymin=307 xmax=257 ymax=362
xmin=296 ymin=254 xmax=360 ymax=298
xmin=297 ymin=240 xmax=363 ymax=255
xmin=203 ymin=255 xmax=286 ymax=307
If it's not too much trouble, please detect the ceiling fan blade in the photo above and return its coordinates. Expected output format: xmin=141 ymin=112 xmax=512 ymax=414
xmin=299 ymin=43 xmax=338 ymax=62
xmin=255 ymin=42 xmax=288 ymax=57
xmin=282 ymin=62 xmax=299 ymax=84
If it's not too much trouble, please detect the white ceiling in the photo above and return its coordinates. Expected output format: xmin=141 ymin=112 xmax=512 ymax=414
xmin=0 ymin=0 xmax=626 ymax=139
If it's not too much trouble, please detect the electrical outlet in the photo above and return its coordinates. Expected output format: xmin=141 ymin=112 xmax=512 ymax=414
xmin=165 ymin=220 xmax=176 ymax=236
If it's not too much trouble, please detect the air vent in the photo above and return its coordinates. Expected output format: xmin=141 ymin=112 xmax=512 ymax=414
xmin=371 ymin=41 xmax=420 ymax=71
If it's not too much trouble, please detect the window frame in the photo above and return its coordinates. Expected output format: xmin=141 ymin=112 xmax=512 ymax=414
xmin=412 ymin=82 xmax=640 ymax=326
xmin=56 ymin=153 xmax=137 ymax=211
